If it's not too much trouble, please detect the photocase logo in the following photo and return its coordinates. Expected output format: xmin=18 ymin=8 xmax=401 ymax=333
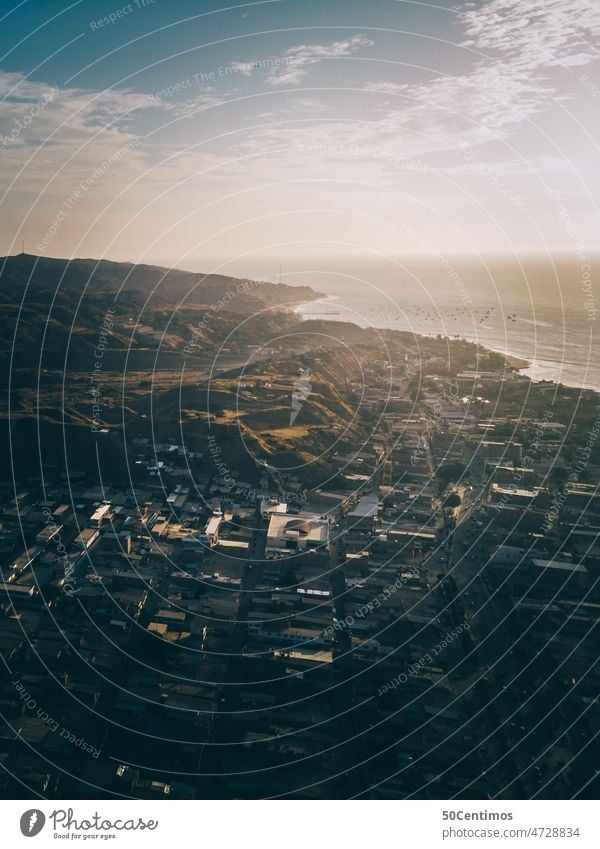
xmin=290 ymin=368 xmax=312 ymax=425
xmin=20 ymin=810 xmax=46 ymax=837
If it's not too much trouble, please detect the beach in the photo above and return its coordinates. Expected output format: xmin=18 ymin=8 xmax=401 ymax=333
xmin=283 ymin=256 xmax=599 ymax=392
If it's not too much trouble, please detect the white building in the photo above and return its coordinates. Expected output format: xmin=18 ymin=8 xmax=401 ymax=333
xmin=200 ymin=512 xmax=222 ymax=547
xmin=265 ymin=514 xmax=329 ymax=559
xmin=89 ymin=503 xmax=111 ymax=527
xmin=260 ymin=498 xmax=288 ymax=520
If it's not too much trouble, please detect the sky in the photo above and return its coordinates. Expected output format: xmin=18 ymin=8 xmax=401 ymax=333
xmin=1 ymin=0 xmax=600 ymax=269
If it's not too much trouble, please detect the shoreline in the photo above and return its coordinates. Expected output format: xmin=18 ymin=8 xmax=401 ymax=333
xmin=294 ymin=296 xmax=600 ymax=394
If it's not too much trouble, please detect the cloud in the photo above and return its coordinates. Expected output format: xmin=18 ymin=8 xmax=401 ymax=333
xmin=364 ymin=0 xmax=600 ymax=155
xmin=203 ymin=0 xmax=600 ymax=239
xmin=461 ymin=0 xmax=600 ymax=71
xmin=0 ymin=72 xmax=157 ymax=196
xmin=265 ymin=35 xmax=374 ymax=86
xmin=2 ymin=2 xmax=599 ymax=258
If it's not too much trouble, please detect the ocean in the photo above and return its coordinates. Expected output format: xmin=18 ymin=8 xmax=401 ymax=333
xmin=193 ymin=255 xmax=600 ymax=392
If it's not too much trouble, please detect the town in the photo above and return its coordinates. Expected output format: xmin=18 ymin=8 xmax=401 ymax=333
xmin=1 ymin=342 xmax=598 ymax=800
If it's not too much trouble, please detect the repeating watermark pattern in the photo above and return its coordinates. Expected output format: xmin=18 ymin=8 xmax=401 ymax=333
xmin=579 ymin=72 xmax=600 ymax=101
xmin=324 ymin=573 xmax=411 ymax=636
xmin=550 ymin=191 xmax=596 ymax=322
xmin=351 ymin=207 xmax=398 ymax=231
xmin=91 ymin=308 xmax=115 ymax=433
xmin=0 ymin=88 xmax=57 ymax=149
xmin=297 ymin=142 xmax=428 ymax=173
xmin=3 ymin=0 xmax=600 ymax=810
xmin=457 ymin=141 xmax=528 ymax=211
xmin=207 ymin=434 xmax=236 ymax=488
xmin=348 ymin=210 xmax=472 ymax=315
xmin=37 ymin=139 xmax=140 ymax=253
xmin=183 ymin=278 xmax=259 ymax=355
xmin=89 ymin=0 xmax=157 ymax=30
xmin=13 ymin=681 xmax=100 ymax=758
xmin=377 ymin=622 xmax=471 ymax=695
xmin=41 ymin=507 xmax=76 ymax=595
xmin=489 ymin=409 xmax=553 ymax=514
xmin=395 ymin=219 xmax=473 ymax=308
xmin=543 ymin=406 xmax=600 ymax=531
xmin=147 ymin=56 xmax=297 ymax=101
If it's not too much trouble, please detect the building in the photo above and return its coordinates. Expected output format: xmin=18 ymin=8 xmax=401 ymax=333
xmin=200 ymin=512 xmax=222 ymax=547
xmin=562 ymin=485 xmax=600 ymax=518
xmin=167 ymin=486 xmax=189 ymax=509
xmin=89 ymin=503 xmax=111 ymax=528
xmin=10 ymin=546 xmax=42 ymax=575
xmin=52 ymin=504 xmax=71 ymax=520
xmin=72 ymin=528 xmax=100 ymax=551
xmin=346 ymin=493 xmax=381 ymax=531
xmin=35 ymin=524 xmax=63 ymax=545
xmin=260 ymin=498 xmax=288 ymax=520
xmin=489 ymin=483 xmax=541 ymax=507
xmin=265 ymin=514 xmax=329 ymax=559
xmin=479 ymin=440 xmax=522 ymax=463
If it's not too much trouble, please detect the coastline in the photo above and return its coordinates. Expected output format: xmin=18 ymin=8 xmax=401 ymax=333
xmin=294 ymin=296 xmax=599 ymax=394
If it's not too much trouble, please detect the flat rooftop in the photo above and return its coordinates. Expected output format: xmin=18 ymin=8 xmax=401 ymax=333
xmin=532 ymin=558 xmax=588 ymax=574
xmin=347 ymin=494 xmax=380 ymax=519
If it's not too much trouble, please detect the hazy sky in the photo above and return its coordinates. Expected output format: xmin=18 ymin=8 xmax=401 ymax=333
xmin=1 ymin=0 xmax=600 ymax=266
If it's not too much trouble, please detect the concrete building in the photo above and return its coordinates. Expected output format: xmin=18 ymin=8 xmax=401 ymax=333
xmin=200 ymin=512 xmax=222 ymax=547
xmin=346 ymin=493 xmax=381 ymax=531
xmin=72 ymin=528 xmax=100 ymax=551
xmin=35 ymin=524 xmax=63 ymax=545
xmin=260 ymin=498 xmax=288 ymax=520
xmin=490 ymin=483 xmax=540 ymax=507
xmin=10 ymin=546 xmax=42 ymax=575
xmin=265 ymin=514 xmax=329 ymax=559
xmin=89 ymin=503 xmax=111 ymax=528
